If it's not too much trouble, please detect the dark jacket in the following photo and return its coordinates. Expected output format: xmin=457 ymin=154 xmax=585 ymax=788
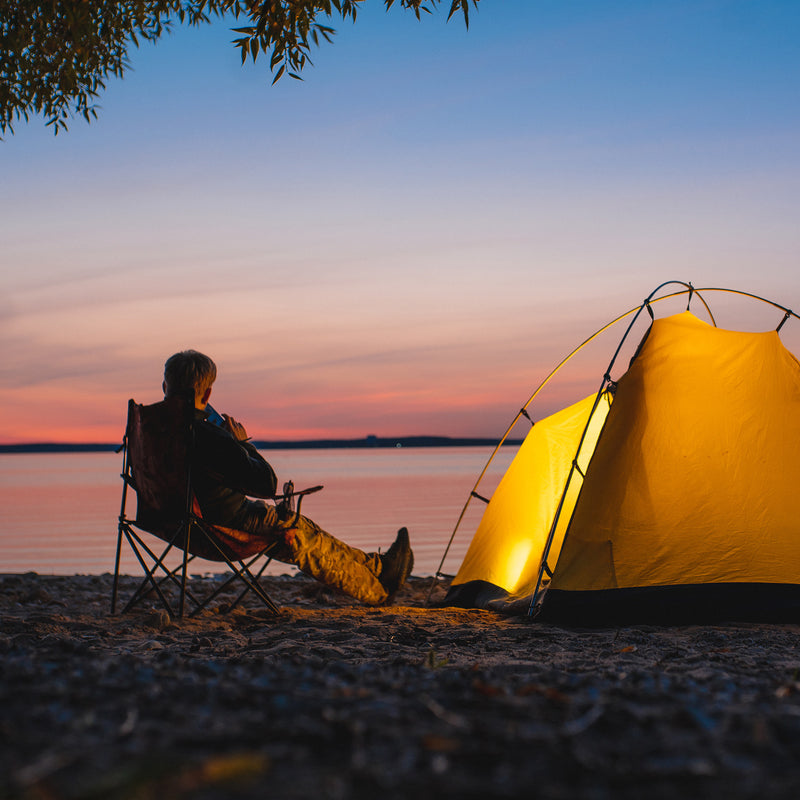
xmin=191 ymin=409 xmax=278 ymax=525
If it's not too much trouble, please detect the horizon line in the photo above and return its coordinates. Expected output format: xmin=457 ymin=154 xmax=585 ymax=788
xmin=0 ymin=434 xmax=524 ymax=454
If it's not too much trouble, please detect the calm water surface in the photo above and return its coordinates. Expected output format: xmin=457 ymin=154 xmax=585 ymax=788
xmin=0 ymin=447 xmax=513 ymax=577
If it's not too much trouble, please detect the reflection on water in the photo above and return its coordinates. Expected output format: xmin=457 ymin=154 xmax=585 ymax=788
xmin=0 ymin=448 xmax=514 ymax=577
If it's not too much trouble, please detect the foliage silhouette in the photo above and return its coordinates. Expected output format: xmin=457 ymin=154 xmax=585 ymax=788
xmin=0 ymin=1 xmax=479 ymax=135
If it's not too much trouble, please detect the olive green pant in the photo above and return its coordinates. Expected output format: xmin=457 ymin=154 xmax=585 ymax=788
xmin=231 ymin=500 xmax=389 ymax=605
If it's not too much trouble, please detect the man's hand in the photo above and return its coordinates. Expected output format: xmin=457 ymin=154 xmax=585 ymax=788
xmin=223 ymin=415 xmax=249 ymax=442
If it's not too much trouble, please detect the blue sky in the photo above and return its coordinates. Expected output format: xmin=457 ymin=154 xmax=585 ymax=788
xmin=2 ymin=0 xmax=799 ymax=443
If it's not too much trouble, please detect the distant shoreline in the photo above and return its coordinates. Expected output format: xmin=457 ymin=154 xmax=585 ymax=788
xmin=0 ymin=435 xmax=522 ymax=454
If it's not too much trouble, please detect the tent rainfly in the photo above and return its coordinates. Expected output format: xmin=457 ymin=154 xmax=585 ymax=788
xmin=441 ymin=282 xmax=800 ymax=624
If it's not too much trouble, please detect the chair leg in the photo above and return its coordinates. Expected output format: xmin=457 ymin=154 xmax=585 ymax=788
xmin=188 ymin=524 xmax=281 ymax=616
xmin=192 ymin=547 xmax=279 ymax=616
xmin=228 ymin=552 xmax=278 ymax=613
xmin=118 ymin=524 xmax=205 ymax=618
xmin=179 ymin=532 xmax=190 ymax=619
xmin=227 ymin=553 xmax=274 ymax=612
xmin=120 ymin=526 xmax=178 ymax=617
xmin=111 ymin=520 xmax=125 ymax=614
xmin=224 ymin=556 xmax=280 ymax=614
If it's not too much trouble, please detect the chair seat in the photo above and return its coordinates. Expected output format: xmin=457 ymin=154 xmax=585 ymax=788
xmin=134 ymin=497 xmax=274 ymax=563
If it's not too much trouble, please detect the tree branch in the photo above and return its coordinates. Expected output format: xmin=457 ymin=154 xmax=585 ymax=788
xmin=0 ymin=0 xmax=479 ymax=135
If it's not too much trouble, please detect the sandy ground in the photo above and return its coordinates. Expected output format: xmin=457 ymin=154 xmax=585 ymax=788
xmin=3 ymin=571 xmax=800 ymax=799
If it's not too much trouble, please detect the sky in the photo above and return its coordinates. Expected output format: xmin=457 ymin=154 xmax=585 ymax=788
xmin=2 ymin=0 xmax=799 ymax=444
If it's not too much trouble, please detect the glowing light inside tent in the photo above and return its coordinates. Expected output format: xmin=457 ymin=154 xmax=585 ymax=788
xmin=498 ymin=541 xmax=537 ymax=595
xmin=452 ymin=391 xmax=612 ymax=597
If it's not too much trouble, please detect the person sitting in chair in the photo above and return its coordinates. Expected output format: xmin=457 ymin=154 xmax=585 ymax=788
xmin=162 ymin=350 xmax=413 ymax=606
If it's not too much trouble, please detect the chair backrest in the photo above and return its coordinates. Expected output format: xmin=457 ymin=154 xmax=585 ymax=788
xmin=125 ymin=394 xmax=194 ymax=528
xmin=123 ymin=394 xmax=271 ymax=562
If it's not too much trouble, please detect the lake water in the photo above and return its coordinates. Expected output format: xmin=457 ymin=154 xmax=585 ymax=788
xmin=0 ymin=447 xmax=514 ymax=578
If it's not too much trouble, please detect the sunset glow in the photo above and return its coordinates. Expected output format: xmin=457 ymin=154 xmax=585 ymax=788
xmin=2 ymin=1 xmax=799 ymax=445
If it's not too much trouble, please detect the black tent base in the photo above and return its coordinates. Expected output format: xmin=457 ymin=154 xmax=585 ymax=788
xmin=540 ymin=583 xmax=800 ymax=626
xmin=444 ymin=580 xmax=800 ymax=625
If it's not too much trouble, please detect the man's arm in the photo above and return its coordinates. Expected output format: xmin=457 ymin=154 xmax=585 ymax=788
xmin=224 ymin=414 xmax=278 ymax=498
xmin=198 ymin=416 xmax=278 ymax=499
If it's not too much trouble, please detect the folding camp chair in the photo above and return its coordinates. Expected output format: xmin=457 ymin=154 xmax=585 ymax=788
xmin=111 ymin=393 xmax=320 ymax=618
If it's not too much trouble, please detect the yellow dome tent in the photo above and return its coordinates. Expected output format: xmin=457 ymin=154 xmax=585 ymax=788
xmin=441 ymin=283 xmax=800 ymax=624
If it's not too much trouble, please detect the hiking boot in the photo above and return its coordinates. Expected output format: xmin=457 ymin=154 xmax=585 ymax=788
xmin=379 ymin=527 xmax=414 ymax=597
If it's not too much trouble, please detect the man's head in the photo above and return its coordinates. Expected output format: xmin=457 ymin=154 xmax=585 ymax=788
xmin=163 ymin=350 xmax=217 ymax=409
